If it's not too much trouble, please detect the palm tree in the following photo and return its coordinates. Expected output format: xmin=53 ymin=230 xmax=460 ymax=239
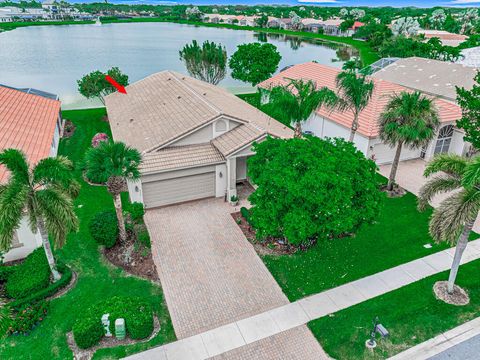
xmin=335 ymin=70 xmax=374 ymax=142
xmin=267 ymin=78 xmax=337 ymax=138
xmin=84 ymin=141 xmax=141 ymax=243
xmin=379 ymin=91 xmax=440 ymax=191
xmin=0 ymin=149 xmax=79 ymax=281
xmin=418 ymin=154 xmax=480 ymax=294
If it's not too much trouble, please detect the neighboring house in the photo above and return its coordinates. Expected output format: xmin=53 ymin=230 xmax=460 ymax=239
xmin=0 ymin=13 xmax=12 ymax=22
xmin=0 ymin=85 xmax=63 ymax=262
xmin=457 ymin=46 xmax=480 ymax=68
xmin=301 ymin=18 xmax=324 ymax=33
xmin=320 ymin=19 xmax=345 ymax=36
xmin=259 ymin=62 xmax=466 ymax=165
xmin=267 ymin=17 xmax=282 ymax=28
xmin=418 ymin=30 xmax=468 ymax=47
xmin=105 ymin=71 xmax=293 ymax=209
xmin=371 ymin=57 xmax=477 ymax=103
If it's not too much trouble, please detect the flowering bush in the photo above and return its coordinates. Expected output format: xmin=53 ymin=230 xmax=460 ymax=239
xmin=91 ymin=133 xmax=109 ymax=148
xmin=9 ymin=301 xmax=49 ymax=335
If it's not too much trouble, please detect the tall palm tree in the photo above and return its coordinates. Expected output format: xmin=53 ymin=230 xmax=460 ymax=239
xmin=418 ymin=154 xmax=480 ymax=294
xmin=84 ymin=141 xmax=141 ymax=243
xmin=267 ymin=78 xmax=337 ymax=138
xmin=379 ymin=91 xmax=440 ymax=191
xmin=335 ymin=70 xmax=374 ymax=142
xmin=0 ymin=149 xmax=79 ymax=281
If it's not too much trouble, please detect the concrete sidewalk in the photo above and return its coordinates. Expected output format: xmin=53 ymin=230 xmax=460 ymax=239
xmin=389 ymin=317 xmax=480 ymax=360
xmin=125 ymin=238 xmax=480 ymax=360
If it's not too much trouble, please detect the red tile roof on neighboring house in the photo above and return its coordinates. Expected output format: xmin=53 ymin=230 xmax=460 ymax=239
xmin=258 ymin=62 xmax=462 ymax=139
xmin=351 ymin=21 xmax=365 ymax=30
xmin=0 ymin=86 xmax=60 ymax=183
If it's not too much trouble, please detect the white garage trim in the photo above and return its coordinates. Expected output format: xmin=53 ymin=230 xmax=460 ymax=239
xmin=143 ymin=171 xmax=216 ymax=209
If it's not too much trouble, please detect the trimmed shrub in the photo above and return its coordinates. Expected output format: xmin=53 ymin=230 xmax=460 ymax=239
xmin=10 ymin=261 xmax=72 ymax=310
xmin=127 ymin=202 xmax=145 ymax=223
xmin=72 ymin=312 xmax=105 ymax=349
xmin=137 ymin=229 xmax=151 ymax=249
xmin=73 ymin=296 xmax=154 ymax=348
xmin=89 ymin=210 xmax=119 ymax=248
xmin=0 ymin=264 xmax=17 ymax=283
xmin=240 ymin=207 xmax=251 ymax=224
xmin=5 ymin=249 xmax=50 ymax=299
xmin=9 ymin=300 xmax=49 ymax=335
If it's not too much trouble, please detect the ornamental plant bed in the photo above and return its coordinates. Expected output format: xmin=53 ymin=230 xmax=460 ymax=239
xmin=103 ymin=229 xmax=158 ymax=282
xmin=231 ymin=212 xmax=296 ymax=255
xmin=62 ymin=120 xmax=76 ymax=138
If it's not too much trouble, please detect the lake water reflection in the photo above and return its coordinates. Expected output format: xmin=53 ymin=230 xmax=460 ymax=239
xmin=0 ymin=22 xmax=357 ymax=108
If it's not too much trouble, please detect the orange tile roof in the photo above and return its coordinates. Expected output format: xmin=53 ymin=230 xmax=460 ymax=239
xmin=258 ymin=62 xmax=462 ymax=139
xmin=0 ymin=86 xmax=60 ymax=183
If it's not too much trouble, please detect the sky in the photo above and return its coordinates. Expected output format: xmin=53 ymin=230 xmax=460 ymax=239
xmin=77 ymin=0 xmax=480 ymax=8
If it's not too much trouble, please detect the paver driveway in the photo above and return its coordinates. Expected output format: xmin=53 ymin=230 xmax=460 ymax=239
xmin=145 ymin=197 xmax=327 ymax=359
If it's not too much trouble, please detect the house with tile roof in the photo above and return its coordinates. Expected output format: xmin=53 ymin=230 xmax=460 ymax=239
xmin=105 ymin=71 xmax=293 ymax=209
xmin=259 ymin=62 xmax=467 ymax=165
xmin=0 ymin=85 xmax=63 ymax=262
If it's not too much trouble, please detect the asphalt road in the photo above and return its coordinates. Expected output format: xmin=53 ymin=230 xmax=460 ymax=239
xmin=429 ymin=334 xmax=480 ymax=359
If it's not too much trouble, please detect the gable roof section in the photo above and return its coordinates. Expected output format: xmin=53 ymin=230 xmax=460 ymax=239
xmin=106 ymin=71 xmax=292 ymax=154
xmin=258 ymin=62 xmax=462 ymax=139
xmin=372 ymin=57 xmax=477 ymax=101
xmin=0 ymin=86 xmax=60 ymax=183
xmin=212 ymin=123 xmax=264 ymax=157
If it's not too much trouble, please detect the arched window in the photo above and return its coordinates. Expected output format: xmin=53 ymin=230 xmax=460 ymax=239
xmin=215 ymin=120 xmax=227 ymax=133
xmin=434 ymin=125 xmax=454 ymax=155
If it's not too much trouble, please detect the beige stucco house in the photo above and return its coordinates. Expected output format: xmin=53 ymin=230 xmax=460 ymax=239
xmin=0 ymin=85 xmax=63 ymax=262
xmin=105 ymin=71 xmax=292 ymax=209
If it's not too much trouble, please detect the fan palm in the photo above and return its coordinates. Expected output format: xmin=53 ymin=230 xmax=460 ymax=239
xmin=335 ymin=70 xmax=375 ymax=142
xmin=84 ymin=141 xmax=141 ymax=243
xmin=267 ymin=78 xmax=338 ymax=138
xmin=418 ymin=154 xmax=480 ymax=294
xmin=379 ymin=91 xmax=440 ymax=191
xmin=0 ymin=149 xmax=79 ymax=281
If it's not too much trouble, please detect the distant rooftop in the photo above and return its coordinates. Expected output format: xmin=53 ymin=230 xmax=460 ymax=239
xmin=371 ymin=57 xmax=477 ymax=102
xmin=0 ymin=84 xmax=58 ymax=100
xmin=457 ymin=46 xmax=480 ymax=68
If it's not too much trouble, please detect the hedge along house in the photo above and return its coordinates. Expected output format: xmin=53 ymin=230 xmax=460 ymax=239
xmin=0 ymin=85 xmax=63 ymax=262
xmin=105 ymin=71 xmax=293 ymax=209
xmin=258 ymin=62 xmax=464 ymax=165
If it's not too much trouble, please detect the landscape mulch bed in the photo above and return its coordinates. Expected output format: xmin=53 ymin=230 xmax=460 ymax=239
xmin=62 ymin=120 xmax=76 ymax=138
xmin=231 ymin=212 xmax=296 ymax=255
xmin=103 ymin=238 xmax=158 ymax=282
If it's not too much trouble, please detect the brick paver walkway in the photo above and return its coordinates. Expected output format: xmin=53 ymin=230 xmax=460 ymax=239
xmin=145 ymin=197 xmax=327 ymax=358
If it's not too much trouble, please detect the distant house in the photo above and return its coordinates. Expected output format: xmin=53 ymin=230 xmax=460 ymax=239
xmin=267 ymin=17 xmax=282 ymax=28
xmin=105 ymin=71 xmax=292 ymax=209
xmin=320 ymin=19 xmax=345 ymax=36
xmin=301 ymin=18 xmax=325 ymax=33
xmin=418 ymin=30 xmax=468 ymax=47
xmin=0 ymin=85 xmax=63 ymax=262
xmin=259 ymin=62 xmax=468 ymax=165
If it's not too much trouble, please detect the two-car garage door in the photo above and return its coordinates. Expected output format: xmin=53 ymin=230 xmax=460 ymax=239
xmin=142 ymin=170 xmax=216 ymax=209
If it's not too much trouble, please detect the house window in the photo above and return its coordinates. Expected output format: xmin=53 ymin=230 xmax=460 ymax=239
xmin=434 ymin=125 xmax=454 ymax=155
xmin=215 ymin=120 xmax=227 ymax=133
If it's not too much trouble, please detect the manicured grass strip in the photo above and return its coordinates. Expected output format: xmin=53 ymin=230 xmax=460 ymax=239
xmin=262 ymin=192 xmax=451 ymax=302
xmin=0 ymin=108 xmax=175 ymax=359
xmin=0 ymin=20 xmax=94 ymax=32
xmin=309 ymin=258 xmax=480 ymax=359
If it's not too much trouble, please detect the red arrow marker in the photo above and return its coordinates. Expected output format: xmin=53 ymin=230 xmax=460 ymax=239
xmin=105 ymin=75 xmax=127 ymax=94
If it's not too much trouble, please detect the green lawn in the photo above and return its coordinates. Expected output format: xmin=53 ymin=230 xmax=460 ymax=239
xmin=262 ymin=192 xmax=452 ymax=302
xmin=0 ymin=20 xmax=94 ymax=32
xmin=310 ymin=258 xmax=480 ymax=359
xmin=0 ymin=108 xmax=175 ymax=359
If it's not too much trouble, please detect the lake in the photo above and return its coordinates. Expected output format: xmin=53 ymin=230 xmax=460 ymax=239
xmin=0 ymin=22 xmax=357 ymax=109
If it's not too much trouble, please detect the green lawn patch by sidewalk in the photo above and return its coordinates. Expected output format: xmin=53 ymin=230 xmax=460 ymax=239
xmin=309 ymin=258 xmax=480 ymax=359
xmin=262 ymin=192 xmax=451 ymax=302
xmin=0 ymin=108 xmax=175 ymax=359
xmin=0 ymin=20 xmax=94 ymax=32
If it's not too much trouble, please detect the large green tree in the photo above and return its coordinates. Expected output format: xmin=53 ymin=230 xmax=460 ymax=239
xmin=379 ymin=91 xmax=440 ymax=191
xmin=0 ymin=150 xmax=79 ymax=280
xmin=84 ymin=141 xmax=141 ymax=243
xmin=77 ymin=67 xmax=129 ymax=105
xmin=266 ymin=79 xmax=337 ymax=138
xmin=335 ymin=70 xmax=374 ymax=142
xmin=418 ymin=154 xmax=480 ymax=294
xmin=179 ymin=40 xmax=227 ymax=85
xmin=247 ymin=137 xmax=382 ymax=246
xmin=456 ymin=72 xmax=480 ymax=152
xmin=229 ymin=43 xmax=282 ymax=86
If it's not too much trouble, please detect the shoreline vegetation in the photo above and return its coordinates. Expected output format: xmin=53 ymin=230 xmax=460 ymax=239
xmin=0 ymin=17 xmax=379 ymax=66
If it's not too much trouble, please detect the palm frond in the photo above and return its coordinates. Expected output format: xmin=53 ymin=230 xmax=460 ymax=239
xmin=0 ymin=149 xmax=30 ymax=184
xmin=417 ymin=175 xmax=461 ymax=211
xmin=35 ymin=188 xmax=79 ymax=248
xmin=32 ymin=156 xmax=75 ymax=191
xmin=462 ymin=155 xmax=480 ymax=188
xmin=424 ymin=153 xmax=468 ymax=178
xmin=429 ymin=188 xmax=480 ymax=244
xmin=0 ymin=181 xmax=28 ymax=251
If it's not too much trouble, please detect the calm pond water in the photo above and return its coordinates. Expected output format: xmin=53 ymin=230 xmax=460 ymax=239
xmin=0 ymin=22 xmax=357 ymax=109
